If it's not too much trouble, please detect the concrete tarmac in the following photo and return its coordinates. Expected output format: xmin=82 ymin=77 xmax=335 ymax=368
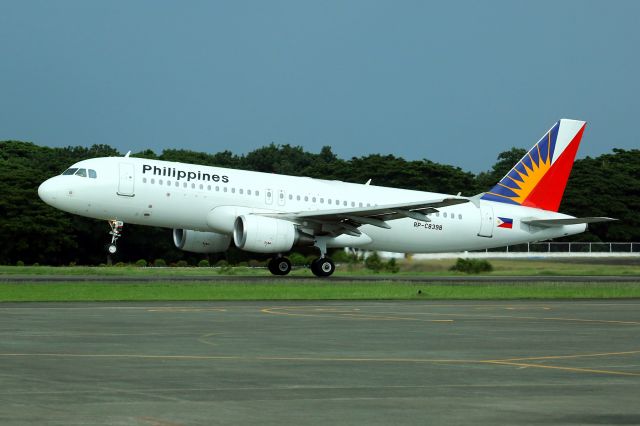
xmin=1 ymin=301 xmax=639 ymax=425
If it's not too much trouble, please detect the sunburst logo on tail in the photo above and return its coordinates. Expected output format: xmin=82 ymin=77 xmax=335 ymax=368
xmin=481 ymin=119 xmax=585 ymax=212
xmin=489 ymin=130 xmax=555 ymax=205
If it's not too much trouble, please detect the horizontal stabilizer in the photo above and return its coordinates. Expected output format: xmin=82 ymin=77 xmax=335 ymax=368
xmin=521 ymin=217 xmax=617 ymax=228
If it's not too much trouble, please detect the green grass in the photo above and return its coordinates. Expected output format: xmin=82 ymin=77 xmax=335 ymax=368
xmin=1 ymin=281 xmax=640 ymax=302
xmin=1 ymin=258 xmax=639 ymax=277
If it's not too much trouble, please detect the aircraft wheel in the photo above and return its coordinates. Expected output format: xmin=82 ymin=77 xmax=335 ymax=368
xmin=311 ymin=257 xmax=335 ymax=277
xmin=106 ymin=244 xmax=117 ymax=254
xmin=268 ymin=257 xmax=291 ymax=276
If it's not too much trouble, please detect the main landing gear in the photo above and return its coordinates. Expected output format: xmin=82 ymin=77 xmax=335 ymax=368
xmin=106 ymin=220 xmax=124 ymax=254
xmin=266 ymin=237 xmax=336 ymax=278
xmin=268 ymin=256 xmax=292 ymax=276
xmin=310 ymin=257 xmax=335 ymax=277
xmin=266 ymin=255 xmax=335 ymax=277
xmin=310 ymin=236 xmax=335 ymax=277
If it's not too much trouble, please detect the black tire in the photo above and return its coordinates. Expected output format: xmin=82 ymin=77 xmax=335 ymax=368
xmin=268 ymin=257 xmax=291 ymax=276
xmin=310 ymin=257 xmax=335 ymax=277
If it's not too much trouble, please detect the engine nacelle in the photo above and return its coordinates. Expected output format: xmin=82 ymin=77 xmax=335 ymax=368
xmin=233 ymin=215 xmax=313 ymax=253
xmin=173 ymin=229 xmax=231 ymax=253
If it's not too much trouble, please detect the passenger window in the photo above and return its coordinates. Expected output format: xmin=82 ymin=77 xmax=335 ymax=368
xmin=159 ymin=179 xmax=163 ymax=185
xmin=359 ymin=202 xmax=363 ymax=207
xmin=297 ymin=195 xmax=301 ymax=201
xmin=444 ymin=212 xmax=447 ymax=218
xmin=288 ymin=194 xmax=292 ymax=200
xmin=183 ymin=182 xmax=187 ymax=188
xmin=75 ymin=168 xmax=87 ymax=177
xmin=458 ymin=214 xmax=462 ymax=220
xmin=199 ymin=184 xmax=204 ymax=190
xmin=207 ymin=185 xmax=211 ymax=191
xmin=143 ymin=178 xmax=147 ymax=183
xmin=320 ymin=198 xmax=324 ymax=203
xmin=62 ymin=168 xmax=78 ymax=176
xmin=223 ymin=187 xmax=227 ymax=192
xmin=191 ymin=183 xmax=195 ymax=189
xmin=304 ymin=196 xmax=309 ymax=202
xmin=312 ymin=197 xmax=316 ymax=203
xmin=351 ymin=202 xmax=355 ymax=207
xmin=248 ymin=189 xmax=252 ymax=195
xmin=175 ymin=181 xmax=179 ymax=187
xmin=88 ymin=169 xmax=97 ymax=179
xmin=256 ymin=190 xmax=259 ymax=196
xmin=239 ymin=189 xmax=243 ymax=195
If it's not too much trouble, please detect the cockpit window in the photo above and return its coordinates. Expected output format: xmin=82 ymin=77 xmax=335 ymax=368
xmin=61 ymin=167 xmax=97 ymax=178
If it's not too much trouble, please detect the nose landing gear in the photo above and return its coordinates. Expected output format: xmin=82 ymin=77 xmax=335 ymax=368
xmin=106 ymin=220 xmax=124 ymax=254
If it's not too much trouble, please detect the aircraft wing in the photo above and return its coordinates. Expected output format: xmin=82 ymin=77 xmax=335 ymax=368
xmin=521 ymin=217 xmax=617 ymax=228
xmin=258 ymin=197 xmax=469 ymax=236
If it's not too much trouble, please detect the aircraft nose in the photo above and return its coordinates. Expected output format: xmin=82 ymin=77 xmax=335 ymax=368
xmin=38 ymin=177 xmax=60 ymax=205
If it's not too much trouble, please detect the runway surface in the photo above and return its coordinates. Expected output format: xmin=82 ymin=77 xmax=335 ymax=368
xmin=1 ymin=301 xmax=639 ymax=425
xmin=2 ymin=274 xmax=639 ymax=283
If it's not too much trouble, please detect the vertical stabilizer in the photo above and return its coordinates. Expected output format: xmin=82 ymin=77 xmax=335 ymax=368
xmin=481 ymin=119 xmax=586 ymax=212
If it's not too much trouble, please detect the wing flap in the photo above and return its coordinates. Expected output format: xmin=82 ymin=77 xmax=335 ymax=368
xmin=257 ymin=197 xmax=469 ymax=235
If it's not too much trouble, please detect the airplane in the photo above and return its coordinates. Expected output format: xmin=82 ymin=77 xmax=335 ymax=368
xmin=38 ymin=119 xmax=614 ymax=277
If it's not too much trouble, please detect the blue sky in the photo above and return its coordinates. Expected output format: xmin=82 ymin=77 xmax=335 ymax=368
xmin=1 ymin=0 xmax=638 ymax=172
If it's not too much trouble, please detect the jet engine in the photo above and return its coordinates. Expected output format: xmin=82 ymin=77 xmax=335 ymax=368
xmin=172 ymin=229 xmax=231 ymax=253
xmin=233 ymin=215 xmax=313 ymax=253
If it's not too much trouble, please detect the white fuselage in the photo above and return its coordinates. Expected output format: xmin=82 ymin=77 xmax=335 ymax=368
xmin=38 ymin=157 xmax=587 ymax=253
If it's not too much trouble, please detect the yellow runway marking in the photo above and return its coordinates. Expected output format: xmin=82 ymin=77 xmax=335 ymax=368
xmin=146 ymin=307 xmax=227 ymax=313
xmin=261 ymin=306 xmax=640 ymax=326
xmin=487 ymin=350 xmax=640 ymax=362
xmin=482 ymin=360 xmax=640 ymax=377
xmin=0 ymin=351 xmax=638 ymax=377
xmin=196 ymin=333 xmax=223 ymax=347
xmin=261 ymin=307 xmax=453 ymax=323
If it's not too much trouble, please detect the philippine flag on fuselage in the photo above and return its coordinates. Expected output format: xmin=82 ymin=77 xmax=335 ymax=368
xmin=497 ymin=217 xmax=513 ymax=229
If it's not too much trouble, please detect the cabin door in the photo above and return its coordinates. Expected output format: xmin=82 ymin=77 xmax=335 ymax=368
xmin=117 ymin=163 xmax=135 ymax=197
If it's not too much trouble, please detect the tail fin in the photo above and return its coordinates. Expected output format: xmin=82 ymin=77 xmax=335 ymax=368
xmin=481 ymin=119 xmax=586 ymax=212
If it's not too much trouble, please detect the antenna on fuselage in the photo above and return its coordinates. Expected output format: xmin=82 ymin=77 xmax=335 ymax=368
xmin=124 ymin=151 xmax=131 ymax=158
xmin=365 ymin=179 xmax=371 ymax=185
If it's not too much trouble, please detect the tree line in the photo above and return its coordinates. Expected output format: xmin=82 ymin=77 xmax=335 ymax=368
xmin=0 ymin=140 xmax=637 ymax=265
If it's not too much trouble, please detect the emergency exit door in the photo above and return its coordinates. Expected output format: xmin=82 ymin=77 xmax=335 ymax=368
xmin=477 ymin=204 xmax=494 ymax=238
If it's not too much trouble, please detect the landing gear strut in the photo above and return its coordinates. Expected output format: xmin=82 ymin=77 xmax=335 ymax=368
xmin=268 ymin=256 xmax=292 ymax=276
xmin=106 ymin=220 xmax=124 ymax=254
xmin=310 ymin=236 xmax=335 ymax=277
